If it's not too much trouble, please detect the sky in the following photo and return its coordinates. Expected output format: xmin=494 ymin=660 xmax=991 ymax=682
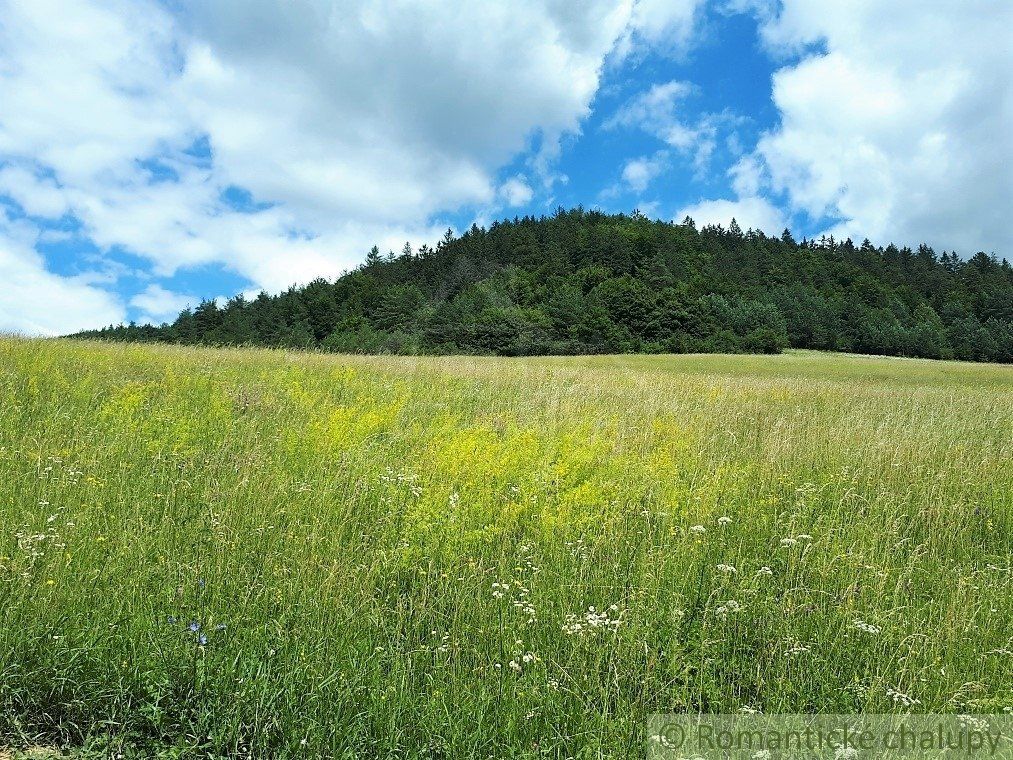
xmin=1 ymin=0 xmax=1010 ymax=335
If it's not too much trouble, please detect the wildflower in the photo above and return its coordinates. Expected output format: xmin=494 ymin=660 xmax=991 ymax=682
xmin=690 ymin=525 xmax=706 ymax=535
xmin=885 ymin=687 xmax=920 ymax=707
xmin=188 ymin=620 xmax=201 ymax=633
xmin=716 ymin=563 xmax=737 ymax=574
xmin=755 ymin=566 xmax=773 ymax=577
xmin=563 ymin=605 xmax=623 ymax=636
xmin=166 ymin=615 xmax=178 ymax=625
xmin=717 ymin=516 xmax=732 ymax=526
xmin=959 ymin=715 xmax=989 ymax=732
xmin=197 ymin=633 xmax=208 ymax=646
xmin=853 ymin=620 xmax=881 ymax=635
xmin=714 ymin=599 xmax=743 ymax=618
xmin=508 ymin=660 xmax=522 ymax=673
xmin=780 ymin=537 xmax=798 ymax=547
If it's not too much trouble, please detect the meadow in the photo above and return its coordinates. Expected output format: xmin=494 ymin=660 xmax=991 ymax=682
xmin=1 ymin=338 xmax=1011 ymax=758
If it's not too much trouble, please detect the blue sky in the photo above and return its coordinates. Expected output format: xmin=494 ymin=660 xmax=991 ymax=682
xmin=1 ymin=0 xmax=1010 ymax=334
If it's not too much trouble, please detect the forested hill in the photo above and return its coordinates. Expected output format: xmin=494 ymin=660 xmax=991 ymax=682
xmin=73 ymin=210 xmax=1013 ymax=362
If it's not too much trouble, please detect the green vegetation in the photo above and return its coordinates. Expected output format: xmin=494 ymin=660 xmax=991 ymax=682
xmin=74 ymin=210 xmax=1013 ymax=362
xmin=2 ymin=338 xmax=1012 ymax=757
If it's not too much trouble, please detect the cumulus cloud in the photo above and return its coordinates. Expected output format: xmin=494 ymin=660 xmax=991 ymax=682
xmin=738 ymin=0 xmax=1011 ymax=252
xmin=0 ymin=0 xmax=706 ymax=334
xmin=676 ymin=195 xmax=787 ymax=235
xmin=499 ymin=176 xmax=535 ymax=207
xmin=130 ymin=285 xmax=197 ymax=324
xmin=0 ymin=211 xmax=124 ymax=335
xmin=620 ymin=152 xmax=671 ymax=193
xmin=617 ymin=0 xmax=704 ymax=58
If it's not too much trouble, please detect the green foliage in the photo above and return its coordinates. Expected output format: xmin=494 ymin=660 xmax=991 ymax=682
xmin=2 ymin=340 xmax=1012 ymax=756
xmin=73 ymin=210 xmax=1013 ymax=362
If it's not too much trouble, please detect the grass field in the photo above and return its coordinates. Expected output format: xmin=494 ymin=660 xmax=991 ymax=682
xmin=1 ymin=339 xmax=1012 ymax=757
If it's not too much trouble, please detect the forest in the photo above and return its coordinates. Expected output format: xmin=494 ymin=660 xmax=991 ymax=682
xmin=73 ymin=209 xmax=1013 ymax=362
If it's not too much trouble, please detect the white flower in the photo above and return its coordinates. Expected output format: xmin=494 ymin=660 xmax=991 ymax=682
xmin=780 ymin=537 xmax=798 ymax=547
xmin=690 ymin=524 xmax=707 ymax=535
xmin=853 ymin=620 xmax=881 ymax=635
xmin=716 ymin=563 xmax=737 ymax=574
xmin=563 ymin=606 xmax=623 ymax=636
xmin=717 ymin=516 xmax=732 ymax=526
xmin=755 ymin=566 xmax=773 ymax=577
xmin=715 ymin=599 xmax=743 ymax=618
xmin=886 ymin=687 xmax=921 ymax=707
xmin=508 ymin=660 xmax=522 ymax=673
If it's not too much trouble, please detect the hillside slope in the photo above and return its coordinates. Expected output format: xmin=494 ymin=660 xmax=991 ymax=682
xmin=74 ymin=209 xmax=1013 ymax=362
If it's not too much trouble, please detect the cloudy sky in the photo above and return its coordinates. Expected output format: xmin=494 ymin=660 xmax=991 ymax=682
xmin=1 ymin=0 xmax=1010 ymax=334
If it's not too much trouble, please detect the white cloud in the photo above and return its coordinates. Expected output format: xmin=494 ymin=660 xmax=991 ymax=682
xmin=728 ymin=155 xmax=763 ymax=197
xmin=621 ymin=151 xmax=670 ymax=193
xmin=499 ymin=176 xmax=534 ymax=207
xmin=0 ymin=0 xmax=707 ymax=334
xmin=604 ymin=80 xmax=733 ymax=175
xmin=0 ymin=211 xmax=124 ymax=335
xmin=676 ymin=195 xmax=787 ymax=236
xmin=618 ymin=0 xmax=703 ymax=58
xmin=604 ymin=80 xmax=696 ymax=133
xmin=130 ymin=284 xmax=196 ymax=324
xmin=0 ymin=166 xmax=70 ymax=218
xmin=750 ymin=0 xmax=1013 ymax=252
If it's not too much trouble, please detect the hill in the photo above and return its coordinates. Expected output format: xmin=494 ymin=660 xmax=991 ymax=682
xmin=74 ymin=209 xmax=1013 ymax=362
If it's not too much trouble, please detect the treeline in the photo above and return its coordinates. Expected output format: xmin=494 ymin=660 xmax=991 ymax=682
xmin=74 ymin=209 xmax=1013 ymax=362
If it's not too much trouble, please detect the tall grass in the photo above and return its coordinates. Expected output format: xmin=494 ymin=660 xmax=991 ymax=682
xmin=1 ymin=339 xmax=1011 ymax=757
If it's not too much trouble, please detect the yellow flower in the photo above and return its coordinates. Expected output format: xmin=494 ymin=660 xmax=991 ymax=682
xmin=46 ymin=579 xmax=55 ymax=586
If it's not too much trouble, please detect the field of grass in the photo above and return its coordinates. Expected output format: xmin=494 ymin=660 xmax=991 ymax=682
xmin=1 ymin=338 xmax=1012 ymax=757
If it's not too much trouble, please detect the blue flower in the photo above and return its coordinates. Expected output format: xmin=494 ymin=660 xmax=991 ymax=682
xmin=197 ymin=633 xmax=208 ymax=646
xmin=166 ymin=615 xmax=177 ymax=625
xmin=187 ymin=620 xmax=201 ymax=632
